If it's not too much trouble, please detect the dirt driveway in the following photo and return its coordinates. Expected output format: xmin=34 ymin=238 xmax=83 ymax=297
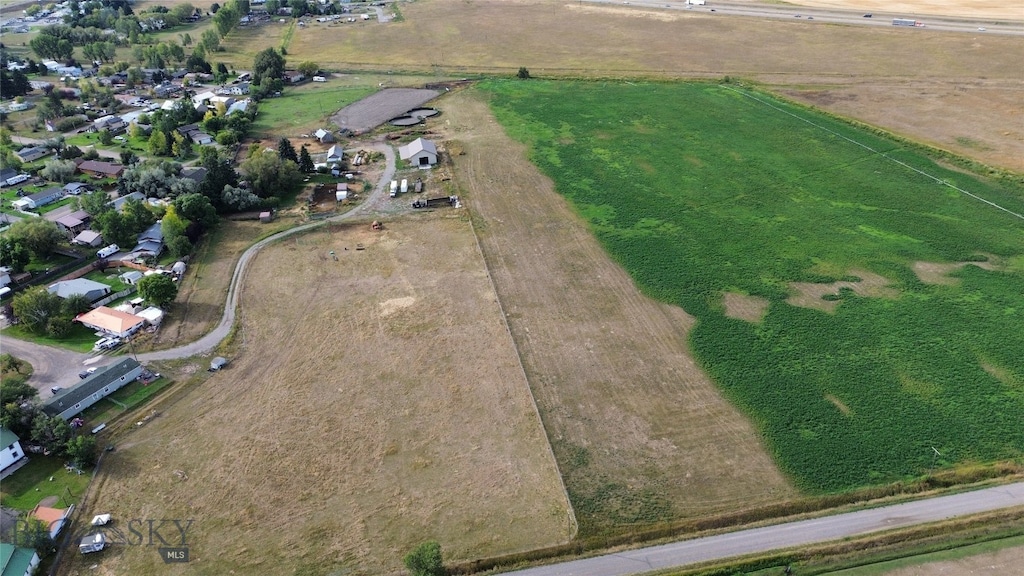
xmin=0 ymin=337 xmax=105 ymax=399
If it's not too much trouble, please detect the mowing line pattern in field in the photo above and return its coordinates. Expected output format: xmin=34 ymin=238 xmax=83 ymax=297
xmin=480 ymin=79 xmax=1024 ymax=494
xmin=721 ymin=85 xmax=1024 ymax=221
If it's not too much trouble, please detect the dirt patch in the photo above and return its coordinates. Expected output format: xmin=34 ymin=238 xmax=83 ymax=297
xmin=787 ymin=270 xmax=898 ymax=313
xmin=439 ymin=88 xmax=795 ymax=531
xmin=825 ymin=394 xmax=852 ymax=416
xmin=722 ymin=292 xmax=770 ymax=323
xmin=71 ymin=217 xmax=572 ymax=575
xmin=878 ymin=544 xmax=1024 ymax=576
xmin=912 ymin=259 xmax=1000 ymax=285
xmin=331 ymin=88 xmax=440 ymax=135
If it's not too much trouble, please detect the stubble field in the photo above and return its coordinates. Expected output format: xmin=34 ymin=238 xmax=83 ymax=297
xmin=68 ymin=216 xmax=573 ymax=575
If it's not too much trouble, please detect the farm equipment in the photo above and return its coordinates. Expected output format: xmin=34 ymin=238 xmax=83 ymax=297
xmin=412 ymin=196 xmax=459 ymax=209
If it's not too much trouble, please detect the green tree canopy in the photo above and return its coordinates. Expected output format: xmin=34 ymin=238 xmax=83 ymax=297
xmin=0 ymin=236 xmax=30 ymax=273
xmin=404 ymin=541 xmax=444 ymax=576
xmin=240 ymin=149 xmax=300 ymax=198
xmin=137 ymin=273 xmax=178 ymax=307
xmin=252 ymin=47 xmax=285 ymax=85
xmin=7 ymin=219 xmax=64 ymax=257
xmin=11 ymin=287 xmax=64 ymax=335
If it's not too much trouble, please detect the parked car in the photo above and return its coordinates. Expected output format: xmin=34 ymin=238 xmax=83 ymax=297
xmin=93 ymin=337 xmax=121 ymax=351
xmin=78 ymin=367 xmax=98 ymax=379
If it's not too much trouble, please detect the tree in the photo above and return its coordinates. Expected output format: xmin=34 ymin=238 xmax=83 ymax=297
xmin=138 ymin=273 xmax=178 ymax=307
xmin=62 ymin=293 xmax=92 ymax=317
xmin=98 ymin=129 xmax=114 ymax=145
xmin=252 ymin=47 xmax=285 ymax=85
xmin=186 ymin=52 xmax=212 ymax=73
xmin=297 ymin=61 xmax=318 ymax=77
xmin=30 ymin=35 xmax=73 ymax=60
xmin=148 ymin=130 xmax=169 ymax=156
xmin=66 ymin=434 xmax=97 ymax=468
xmin=40 ymin=159 xmax=78 ymax=184
xmin=220 ymin=184 xmax=261 ymax=212
xmin=31 ymin=413 xmax=73 ymax=454
xmin=123 ymin=197 xmax=157 ymax=231
xmin=78 ymin=189 xmax=112 ymax=216
xmin=404 ymin=541 xmax=444 ymax=576
xmin=0 ymin=237 xmax=30 ymax=273
xmin=0 ymin=69 xmax=32 ymax=98
xmin=200 ymin=29 xmax=221 ymax=53
xmin=7 ymin=219 xmax=64 ymax=257
xmin=213 ymin=2 xmax=239 ymax=37
xmin=173 ymin=193 xmax=218 ymax=230
xmin=288 ymin=0 xmax=307 ymax=17
xmin=11 ymin=287 xmax=64 ymax=335
xmin=264 ymin=0 xmax=280 ymax=13
xmin=94 ymin=211 xmax=138 ymax=248
xmin=277 ymin=137 xmax=297 ymax=163
xmin=298 ymin=145 xmax=315 ymax=173
xmin=240 ymin=149 xmax=300 ymax=198
xmin=517 ymin=66 xmax=530 ymax=79
xmin=210 ymin=2 xmax=221 ymax=13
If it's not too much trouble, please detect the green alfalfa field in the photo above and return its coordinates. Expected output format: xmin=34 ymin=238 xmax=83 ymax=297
xmin=480 ymin=79 xmax=1024 ymax=493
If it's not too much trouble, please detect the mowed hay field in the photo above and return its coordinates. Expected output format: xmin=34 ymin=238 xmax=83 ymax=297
xmin=273 ymin=0 xmax=1024 ymax=171
xmin=438 ymin=89 xmax=796 ymax=534
xmin=69 ymin=217 xmax=572 ymax=575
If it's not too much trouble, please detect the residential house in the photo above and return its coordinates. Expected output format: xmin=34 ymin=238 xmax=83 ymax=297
xmin=153 ymin=83 xmax=178 ymax=98
xmin=314 ymin=128 xmax=335 ymax=143
xmin=283 ymin=71 xmax=305 ymax=84
xmin=0 ymin=543 xmax=40 ymax=576
xmin=227 ymin=99 xmax=250 ymax=115
xmin=75 ymin=307 xmax=146 ymax=339
xmin=42 ymin=358 xmax=144 ymax=420
xmin=78 ymin=160 xmax=125 ymax=179
xmin=16 ymin=187 xmax=64 ymax=210
xmin=134 ymin=222 xmax=164 ymax=255
xmin=14 ymin=146 xmax=51 ymax=163
xmin=398 ymin=137 xmax=439 ymax=167
xmin=177 ymin=124 xmax=214 ymax=146
xmin=181 ymin=166 xmax=207 ymax=184
xmin=229 ymin=82 xmax=250 ymax=96
xmin=73 ymin=230 xmax=104 ymax=247
xmin=191 ymin=90 xmax=217 ymax=108
xmin=48 ymin=278 xmax=111 ymax=302
xmin=326 ymin=144 xmax=344 ymax=164
xmin=92 ymin=115 xmax=125 ymax=133
xmin=63 ymin=182 xmax=92 ymax=195
xmin=30 ymin=504 xmax=71 ymax=539
xmin=0 ymin=427 xmax=25 ymax=476
xmin=54 ymin=209 xmax=92 ymax=239
xmin=111 ymin=192 xmax=145 ymax=212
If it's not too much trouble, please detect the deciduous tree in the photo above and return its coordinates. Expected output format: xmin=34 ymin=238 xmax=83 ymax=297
xmin=7 ymin=219 xmax=64 ymax=257
xmin=404 ymin=541 xmax=444 ymax=576
xmin=138 ymin=272 xmax=178 ymax=307
xmin=0 ymin=237 xmax=30 ymax=273
xmin=11 ymin=288 xmax=64 ymax=335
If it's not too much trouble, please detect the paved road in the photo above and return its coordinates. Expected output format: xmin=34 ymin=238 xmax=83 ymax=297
xmin=507 ymin=482 xmax=1024 ymax=575
xmin=592 ymin=0 xmax=1024 ymax=36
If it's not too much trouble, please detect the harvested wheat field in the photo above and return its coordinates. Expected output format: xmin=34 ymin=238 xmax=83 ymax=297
xmin=438 ymin=89 xmax=796 ymax=534
xmin=65 ymin=216 xmax=572 ymax=575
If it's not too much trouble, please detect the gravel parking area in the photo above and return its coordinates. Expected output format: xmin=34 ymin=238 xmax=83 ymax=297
xmin=330 ymin=88 xmax=440 ymax=134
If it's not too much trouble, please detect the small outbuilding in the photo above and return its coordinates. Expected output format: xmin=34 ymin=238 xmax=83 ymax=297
xmin=326 ymin=144 xmax=344 ymax=164
xmin=398 ymin=137 xmax=438 ymax=168
xmin=119 ymin=270 xmax=144 ymax=285
xmin=210 ymin=357 xmax=228 ymax=371
xmin=48 ymin=278 xmax=111 ymax=303
xmin=136 ymin=306 xmax=164 ymax=326
xmin=314 ymin=128 xmax=334 ymax=143
xmin=73 ymin=230 xmax=104 ymax=247
xmin=259 ymin=211 xmax=274 ymax=223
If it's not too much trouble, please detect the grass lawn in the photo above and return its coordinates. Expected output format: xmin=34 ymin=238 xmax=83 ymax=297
xmin=23 ymin=252 xmax=74 ymax=274
xmin=0 ymin=353 xmax=34 ymax=387
xmin=82 ymin=269 xmax=130 ymax=293
xmin=0 ymin=455 xmax=92 ymax=512
xmin=2 ymin=323 xmax=101 ymax=353
xmin=250 ymin=82 xmax=377 ymax=137
xmin=822 ymin=534 xmax=1024 ymax=575
xmin=482 ymin=79 xmax=1024 ymax=493
xmin=80 ymin=378 xmax=172 ymax=426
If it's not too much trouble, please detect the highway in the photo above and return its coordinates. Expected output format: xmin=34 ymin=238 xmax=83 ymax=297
xmin=587 ymin=0 xmax=1024 ymax=36
xmin=506 ymin=482 xmax=1024 ymax=575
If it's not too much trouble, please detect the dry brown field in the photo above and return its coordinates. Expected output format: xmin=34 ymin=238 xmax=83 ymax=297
xmin=275 ymin=0 xmax=1023 ymax=172
xmin=438 ymin=88 xmax=796 ymax=532
xmin=781 ymin=0 xmax=1020 ymax=19
xmin=872 ymin=545 xmax=1024 ymax=576
xmin=68 ymin=216 xmax=572 ymax=575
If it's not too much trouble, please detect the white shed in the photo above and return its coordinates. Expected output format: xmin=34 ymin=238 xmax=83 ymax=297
xmin=119 ymin=270 xmax=144 ymax=285
xmin=136 ymin=306 xmax=164 ymax=326
xmin=79 ymin=532 xmax=106 ymax=554
xmin=398 ymin=137 xmax=438 ymax=168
